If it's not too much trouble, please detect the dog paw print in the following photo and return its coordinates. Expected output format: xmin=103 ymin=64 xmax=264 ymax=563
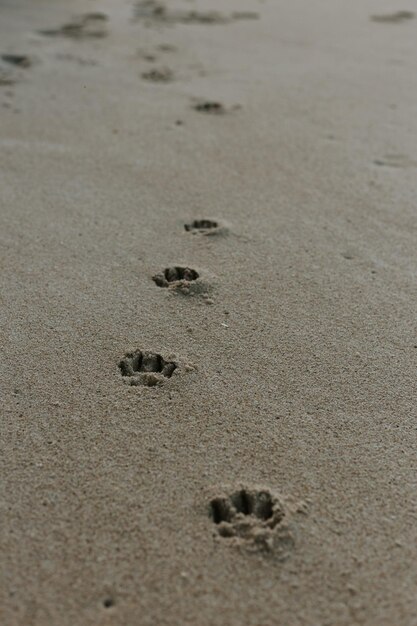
xmin=153 ymin=266 xmax=199 ymax=288
xmin=192 ymin=100 xmax=241 ymax=114
xmin=371 ymin=11 xmax=414 ymax=23
xmin=153 ymin=266 xmax=213 ymax=299
xmin=373 ymin=154 xmax=417 ymax=168
xmin=142 ymin=67 xmax=173 ymax=82
xmin=119 ymin=350 xmax=177 ymax=386
xmin=184 ymin=219 xmax=227 ymax=236
xmin=209 ymin=487 xmax=294 ymax=554
xmin=39 ymin=13 xmax=109 ymax=39
xmin=1 ymin=54 xmax=32 ymax=68
xmin=193 ymin=101 xmax=225 ymax=114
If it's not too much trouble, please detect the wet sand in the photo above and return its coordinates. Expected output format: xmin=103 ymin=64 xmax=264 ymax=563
xmin=1 ymin=0 xmax=417 ymax=624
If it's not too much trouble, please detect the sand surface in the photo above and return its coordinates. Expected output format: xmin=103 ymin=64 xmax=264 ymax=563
xmin=1 ymin=0 xmax=417 ymax=624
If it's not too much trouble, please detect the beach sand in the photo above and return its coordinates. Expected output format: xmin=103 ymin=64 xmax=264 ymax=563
xmin=1 ymin=0 xmax=416 ymax=624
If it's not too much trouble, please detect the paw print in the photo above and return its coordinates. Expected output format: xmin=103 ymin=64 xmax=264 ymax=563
xmin=193 ymin=101 xmax=225 ymax=114
xmin=184 ymin=219 xmax=227 ymax=236
xmin=209 ymin=487 xmax=293 ymax=554
xmin=153 ymin=266 xmax=199 ymax=288
xmin=119 ymin=350 xmax=177 ymax=386
xmin=39 ymin=13 xmax=109 ymax=39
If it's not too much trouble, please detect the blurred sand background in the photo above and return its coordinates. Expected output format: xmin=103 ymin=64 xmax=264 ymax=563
xmin=1 ymin=0 xmax=417 ymax=624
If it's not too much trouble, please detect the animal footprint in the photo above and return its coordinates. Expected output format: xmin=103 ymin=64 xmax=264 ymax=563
xmin=153 ymin=266 xmax=199 ymax=287
xmin=134 ymin=1 xmax=258 ymax=25
xmin=179 ymin=11 xmax=230 ymax=25
xmin=209 ymin=487 xmax=294 ymax=554
xmin=39 ymin=13 xmax=109 ymax=39
xmin=185 ymin=219 xmax=218 ymax=232
xmin=374 ymin=154 xmax=417 ymax=168
xmin=134 ymin=0 xmax=166 ymax=20
xmin=184 ymin=219 xmax=227 ymax=236
xmin=119 ymin=350 xmax=177 ymax=387
xmin=371 ymin=11 xmax=414 ymax=23
xmin=134 ymin=1 xmax=231 ymax=25
xmin=158 ymin=44 xmax=177 ymax=53
xmin=142 ymin=67 xmax=173 ymax=82
xmin=193 ymin=101 xmax=226 ymax=114
xmin=1 ymin=55 xmax=32 ymax=68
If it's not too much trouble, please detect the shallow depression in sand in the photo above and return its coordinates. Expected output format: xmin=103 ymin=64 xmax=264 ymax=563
xmin=153 ymin=266 xmax=199 ymax=287
xmin=184 ymin=219 xmax=219 ymax=234
xmin=119 ymin=350 xmax=177 ymax=386
xmin=207 ymin=487 xmax=294 ymax=554
xmin=210 ymin=489 xmax=282 ymax=526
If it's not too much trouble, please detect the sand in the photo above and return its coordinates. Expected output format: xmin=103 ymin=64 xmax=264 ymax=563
xmin=1 ymin=0 xmax=417 ymax=624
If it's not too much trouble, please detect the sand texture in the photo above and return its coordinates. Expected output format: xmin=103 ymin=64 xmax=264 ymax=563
xmin=1 ymin=0 xmax=417 ymax=624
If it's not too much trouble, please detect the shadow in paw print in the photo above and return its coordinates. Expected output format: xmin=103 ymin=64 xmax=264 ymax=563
xmin=153 ymin=266 xmax=212 ymax=299
xmin=39 ymin=13 xmax=109 ymax=39
xmin=209 ymin=487 xmax=292 ymax=554
xmin=180 ymin=11 xmax=230 ymax=24
xmin=193 ymin=101 xmax=225 ymax=114
xmin=1 ymin=55 xmax=32 ymax=68
xmin=119 ymin=350 xmax=176 ymax=386
xmin=135 ymin=1 xmax=169 ymax=20
xmin=134 ymin=1 xmax=231 ymax=24
xmin=184 ymin=219 xmax=227 ymax=237
xmin=211 ymin=489 xmax=282 ymax=526
xmin=373 ymin=154 xmax=417 ymax=168
xmin=185 ymin=219 xmax=218 ymax=232
xmin=153 ymin=266 xmax=199 ymax=288
xmin=371 ymin=11 xmax=414 ymax=23
xmin=134 ymin=1 xmax=259 ymax=25
xmin=192 ymin=100 xmax=242 ymax=114
xmin=142 ymin=67 xmax=173 ymax=82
